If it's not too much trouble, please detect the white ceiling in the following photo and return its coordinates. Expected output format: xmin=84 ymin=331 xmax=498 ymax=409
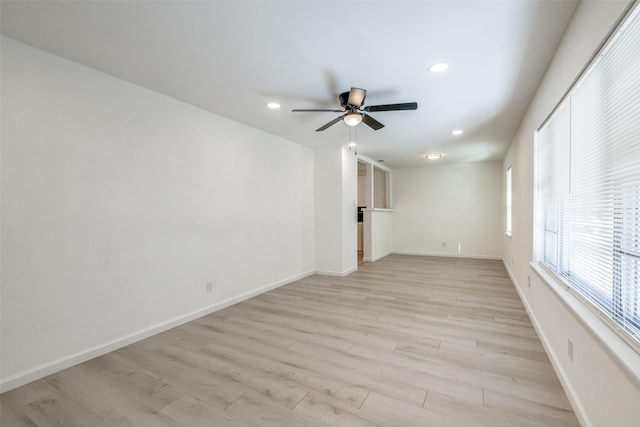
xmin=1 ymin=0 xmax=579 ymax=168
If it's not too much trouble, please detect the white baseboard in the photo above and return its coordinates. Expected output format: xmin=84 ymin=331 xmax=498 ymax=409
xmin=363 ymin=251 xmax=391 ymax=263
xmin=502 ymin=260 xmax=591 ymax=427
xmin=0 ymin=269 xmax=314 ymax=393
xmin=392 ymin=250 xmax=502 ymax=260
xmin=315 ymin=265 xmax=358 ymax=277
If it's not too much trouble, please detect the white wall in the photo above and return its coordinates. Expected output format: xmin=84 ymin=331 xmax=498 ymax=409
xmin=341 ymin=148 xmax=358 ymax=272
xmin=0 ymin=37 xmax=315 ymax=390
xmin=314 ymin=146 xmax=358 ymax=276
xmin=503 ymin=1 xmax=640 ymax=426
xmin=314 ymin=147 xmax=343 ymax=275
xmin=363 ymin=210 xmax=393 ymax=262
xmin=392 ymin=161 xmax=502 ymax=259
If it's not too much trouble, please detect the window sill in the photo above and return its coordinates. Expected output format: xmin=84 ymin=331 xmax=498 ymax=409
xmin=530 ymin=261 xmax=640 ymax=388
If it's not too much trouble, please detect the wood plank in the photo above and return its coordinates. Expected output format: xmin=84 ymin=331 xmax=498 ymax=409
xmin=0 ymin=396 xmax=38 ymax=427
xmin=159 ymin=394 xmax=251 ymax=427
xmin=5 ymin=389 xmax=111 ymax=427
xmin=195 ymin=344 xmax=371 ymax=409
xmin=292 ymin=391 xmax=383 ymax=427
xmin=47 ymin=367 xmax=182 ymax=427
xmin=113 ymin=345 xmax=247 ymax=410
xmin=80 ymin=351 xmax=185 ymax=411
xmin=224 ymin=390 xmax=325 ymax=427
xmin=359 ymin=391 xmax=445 ymax=427
xmin=483 ymin=388 xmax=580 ymax=427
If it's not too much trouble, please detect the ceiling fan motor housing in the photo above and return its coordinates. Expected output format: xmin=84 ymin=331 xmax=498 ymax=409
xmin=339 ymin=91 xmax=364 ymax=109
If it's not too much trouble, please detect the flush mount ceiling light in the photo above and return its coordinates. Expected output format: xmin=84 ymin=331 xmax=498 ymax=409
xmin=343 ymin=112 xmax=363 ymax=126
xmin=426 ymin=152 xmax=445 ymax=160
xmin=451 ymin=129 xmax=463 ymax=135
xmin=266 ymin=102 xmax=281 ymax=109
xmin=429 ymin=62 xmax=449 ymax=73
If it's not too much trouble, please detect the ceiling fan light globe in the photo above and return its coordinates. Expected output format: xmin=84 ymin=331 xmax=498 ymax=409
xmin=344 ymin=113 xmax=363 ymax=126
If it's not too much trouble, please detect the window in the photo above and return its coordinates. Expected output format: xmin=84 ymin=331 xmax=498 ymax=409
xmin=536 ymin=2 xmax=640 ymax=347
xmin=506 ymin=166 xmax=512 ymax=237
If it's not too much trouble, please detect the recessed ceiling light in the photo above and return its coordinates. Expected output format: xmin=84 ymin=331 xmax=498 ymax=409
xmin=451 ymin=129 xmax=463 ymax=135
xmin=429 ymin=62 xmax=449 ymax=73
xmin=266 ymin=102 xmax=281 ymax=109
xmin=426 ymin=152 xmax=445 ymax=160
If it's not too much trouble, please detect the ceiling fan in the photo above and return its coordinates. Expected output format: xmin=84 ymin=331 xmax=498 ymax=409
xmin=292 ymin=87 xmax=418 ymax=132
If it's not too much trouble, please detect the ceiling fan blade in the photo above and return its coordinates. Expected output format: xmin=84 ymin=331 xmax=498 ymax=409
xmin=316 ymin=116 xmax=344 ymax=131
xmin=347 ymin=87 xmax=367 ymax=107
xmin=362 ymin=114 xmax=385 ymax=130
xmin=292 ymin=108 xmax=344 ymax=112
xmin=364 ymin=102 xmax=418 ymax=112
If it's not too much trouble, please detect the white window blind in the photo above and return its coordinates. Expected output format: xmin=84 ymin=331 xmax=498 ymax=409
xmin=537 ymin=2 xmax=640 ymax=347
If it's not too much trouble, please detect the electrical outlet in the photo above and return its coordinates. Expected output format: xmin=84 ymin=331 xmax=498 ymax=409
xmin=568 ymin=339 xmax=574 ymax=361
xmin=206 ymin=282 xmax=213 ymax=293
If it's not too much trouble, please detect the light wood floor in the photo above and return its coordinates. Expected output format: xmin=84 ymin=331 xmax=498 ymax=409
xmin=1 ymin=255 xmax=579 ymax=426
